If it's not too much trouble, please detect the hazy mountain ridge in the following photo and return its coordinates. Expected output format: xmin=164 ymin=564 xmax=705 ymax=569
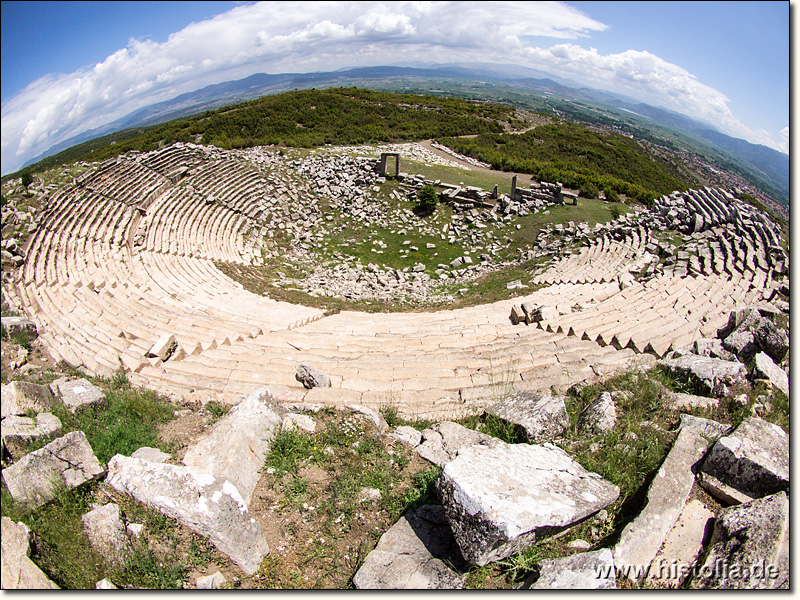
xmin=18 ymin=64 xmax=788 ymax=208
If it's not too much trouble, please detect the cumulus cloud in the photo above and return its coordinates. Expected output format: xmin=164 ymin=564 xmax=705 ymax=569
xmin=0 ymin=0 xmax=785 ymax=175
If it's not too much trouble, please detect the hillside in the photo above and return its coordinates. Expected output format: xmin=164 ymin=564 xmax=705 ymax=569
xmin=14 ymin=64 xmax=789 ymax=211
xmin=8 ymin=88 xmax=697 ymax=204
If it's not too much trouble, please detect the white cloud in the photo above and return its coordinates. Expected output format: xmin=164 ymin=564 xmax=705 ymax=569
xmin=0 ymin=0 xmax=786 ymax=175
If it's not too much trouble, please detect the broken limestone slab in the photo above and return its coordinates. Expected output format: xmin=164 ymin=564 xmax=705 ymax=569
xmin=388 ymin=425 xmax=422 ymax=447
xmin=436 ymin=442 xmax=619 ymax=566
xmin=353 ymin=505 xmax=466 ymax=589
xmin=577 ymin=392 xmax=617 ymax=435
xmin=659 ymin=354 xmax=747 ymax=397
xmin=753 ymin=352 xmax=789 ymax=396
xmin=1 ymin=517 xmax=59 ymax=589
xmin=699 ymin=417 xmax=788 ymax=503
xmin=282 ymin=413 xmax=316 ymax=432
xmin=689 ymin=492 xmax=788 ymax=589
xmin=612 ymin=415 xmax=729 ymax=584
xmin=519 ymin=548 xmax=616 ymax=589
xmin=2 ymin=431 xmax=105 ymax=509
xmin=666 ymin=392 xmax=719 ymax=411
xmin=645 ymin=499 xmax=715 ymax=588
xmin=130 ymin=446 xmax=170 ymax=463
xmin=346 ymin=404 xmax=388 ymax=434
xmin=182 ymin=388 xmax=282 ymax=508
xmin=484 ymin=392 xmax=568 ymax=443
xmin=415 ymin=421 xmax=503 ymax=466
xmin=51 ymin=378 xmax=106 ymax=412
xmin=81 ymin=503 xmax=129 ymax=563
xmin=106 ymin=454 xmax=269 ymax=576
xmin=1 ymin=413 xmax=62 ymax=460
xmin=145 ymin=334 xmax=177 ymax=361
xmin=1 ymin=381 xmax=59 ymax=419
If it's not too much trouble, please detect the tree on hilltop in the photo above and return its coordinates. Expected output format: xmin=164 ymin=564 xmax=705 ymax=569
xmin=416 ymin=184 xmax=438 ymax=215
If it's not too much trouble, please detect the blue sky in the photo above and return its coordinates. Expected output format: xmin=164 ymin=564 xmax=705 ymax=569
xmin=0 ymin=1 xmax=790 ymax=175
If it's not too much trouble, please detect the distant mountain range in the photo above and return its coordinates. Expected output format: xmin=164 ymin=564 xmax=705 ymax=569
xmin=22 ymin=63 xmax=788 ymax=207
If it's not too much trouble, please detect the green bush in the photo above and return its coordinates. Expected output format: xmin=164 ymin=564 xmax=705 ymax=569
xmin=605 ymin=188 xmax=620 ymax=202
xmin=579 ymin=181 xmax=600 ymax=199
xmin=417 ymin=184 xmax=438 ymax=215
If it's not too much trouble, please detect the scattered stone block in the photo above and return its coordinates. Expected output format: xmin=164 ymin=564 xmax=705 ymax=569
xmin=346 ymin=404 xmax=388 ymax=434
xmin=689 ymin=492 xmax=788 ymax=589
xmin=1 ymin=381 xmax=59 ymax=419
xmin=753 ymin=352 xmax=789 ymax=396
xmin=81 ymin=503 xmax=129 ymax=563
xmin=519 ymin=548 xmax=616 ymax=589
xmin=485 ymin=392 xmax=568 ymax=443
xmin=509 ymin=305 xmax=525 ymax=325
xmin=295 ymin=363 xmax=331 ymax=389
xmin=1 ymin=413 xmax=62 ymax=460
xmin=130 ymin=446 xmax=170 ymax=463
xmin=437 ymin=442 xmax=619 ymax=566
xmin=282 ymin=413 xmax=316 ymax=432
xmin=353 ymin=505 xmax=466 ymax=589
xmin=659 ymin=354 xmax=747 ymax=397
xmin=196 ymin=571 xmax=226 ymax=589
xmin=645 ymin=499 xmax=714 ymax=588
xmin=699 ymin=417 xmax=788 ymax=503
xmin=693 ymin=338 xmax=735 ymax=361
xmin=182 ymin=388 xmax=282 ymax=507
xmin=52 ymin=378 xmax=106 ymax=412
xmin=388 ymin=425 xmax=422 ymax=447
xmin=146 ymin=334 xmax=177 ymax=361
xmin=415 ymin=421 xmax=502 ymax=466
xmin=95 ymin=579 xmax=118 ymax=589
xmin=2 ymin=431 xmax=105 ymax=509
xmin=106 ymin=455 xmax=269 ymax=576
xmin=613 ymin=415 xmax=728 ymax=583
xmin=1 ymin=517 xmax=59 ymax=589
xmin=576 ymin=392 xmax=616 ymax=435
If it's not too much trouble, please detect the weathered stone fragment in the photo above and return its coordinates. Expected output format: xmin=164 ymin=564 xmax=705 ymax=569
xmin=95 ymin=579 xmax=118 ymax=589
xmin=485 ymin=392 xmax=568 ymax=443
xmin=721 ymin=330 xmax=758 ymax=361
xmin=196 ymin=571 xmax=226 ymax=589
xmin=1 ymin=413 xmax=61 ymax=460
xmin=81 ymin=503 xmax=129 ymax=562
xmin=693 ymin=338 xmax=735 ymax=361
xmin=613 ymin=415 xmax=728 ymax=583
xmin=346 ymin=404 xmax=388 ymax=434
xmin=1 ymin=517 xmax=59 ymax=589
xmin=577 ymin=392 xmax=616 ymax=435
xmin=699 ymin=417 xmax=788 ymax=502
xmin=415 ymin=421 xmax=502 ymax=466
xmin=645 ymin=499 xmax=715 ymax=588
xmin=752 ymin=318 xmax=789 ymax=363
xmin=130 ymin=446 xmax=170 ymax=463
xmin=519 ymin=548 xmax=616 ymax=589
xmin=753 ymin=352 xmax=789 ymax=396
xmin=146 ymin=334 xmax=177 ymax=361
xmin=2 ymin=431 xmax=105 ymax=509
xmin=52 ymin=378 xmax=106 ymax=412
xmin=353 ymin=505 xmax=466 ymax=589
xmin=437 ymin=443 xmax=619 ymax=566
xmin=689 ymin=492 xmax=788 ymax=589
xmin=388 ymin=425 xmax=422 ymax=447
xmin=659 ymin=354 xmax=747 ymax=396
xmin=282 ymin=413 xmax=316 ymax=432
xmin=1 ymin=381 xmax=58 ymax=419
xmin=182 ymin=388 xmax=282 ymax=507
xmin=295 ymin=363 xmax=330 ymax=389
xmin=106 ymin=455 xmax=269 ymax=576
